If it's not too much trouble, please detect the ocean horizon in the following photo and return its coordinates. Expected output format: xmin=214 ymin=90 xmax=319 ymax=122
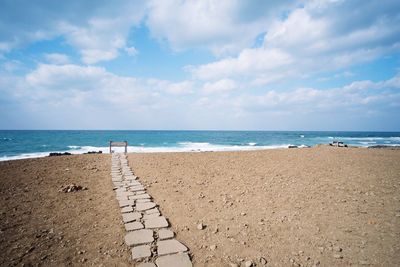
xmin=1 ymin=130 xmax=399 ymax=161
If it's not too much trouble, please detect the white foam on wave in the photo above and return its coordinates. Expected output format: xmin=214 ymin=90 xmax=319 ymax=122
xmin=248 ymin=142 xmax=257 ymax=146
xmin=0 ymin=142 xmax=296 ymax=161
xmin=0 ymin=152 xmax=53 ymax=161
xmin=0 ymin=146 xmax=110 ymax=162
xmin=329 ymin=136 xmax=400 ymax=141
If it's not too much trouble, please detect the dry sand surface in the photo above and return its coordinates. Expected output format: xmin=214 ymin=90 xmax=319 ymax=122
xmin=128 ymin=146 xmax=400 ymax=267
xmin=1 ymin=146 xmax=399 ymax=267
xmin=0 ymin=154 xmax=133 ymax=267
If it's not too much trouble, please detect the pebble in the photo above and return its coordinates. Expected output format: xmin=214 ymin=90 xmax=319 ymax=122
xmin=245 ymin=260 xmax=253 ymax=267
xmin=333 ymin=254 xmax=343 ymax=259
xmin=259 ymin=257 xmax=267 ymax=265
xmin=210 ymin=244 xmax=217 ymax=251
xmin=333 ymin=246 xmax=342 ymax=252
xmin=197 ymin=223 xmax=204 ymax=230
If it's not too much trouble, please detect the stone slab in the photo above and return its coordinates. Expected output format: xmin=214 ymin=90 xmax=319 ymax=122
xmin=136 ymin=202 xmax=156 ymax=211
xmin=119 ymin=199 xmax=135 ymax=208
xmin=143 ymin=212 xmax=160 ymax=220
xmin=125 ymin=221 xmax=144 ymax=231
xmin=125 ymin=229 xmax=154 ymax=246
xmin=130 ymin=185 xmax=145 ymax=192
xmin=131 ymin=244 xmax=151 ymax=260
xmin=116 ymin=196 xmax=128 ymax=201
xmin=157 ymin=239 xmax=188 ymax=255
xmin=155 ymin=253 xmax=192 ymax=267
xmin=158 ymin=229 xmax=174 ymax=240
xmin=145 ymin=208 xmax=160 ymax=215
xmin=121 ymin=206 xmax=133 ymax=213
xmin=145 ymin=216 xmax=168 ymax=229
xmin=136 ymin=199 xmax=151 ymax=203
xmin=125 ymin=179 xmax=142 ymax=186
xmin=122 ymin=212 xmax=142 ymax=223
xmin=129 ymin=193 xmax=151 ymax=200
xmin=115 ymin=188 xmax=127 ymax=193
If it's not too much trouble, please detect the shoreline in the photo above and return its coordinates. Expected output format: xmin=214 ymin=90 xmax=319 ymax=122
xmin=1 ymin=143 xmax=400 ymax=162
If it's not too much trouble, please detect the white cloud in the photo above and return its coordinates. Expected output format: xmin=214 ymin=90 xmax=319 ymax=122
xmin=58 ymin=15 xmax=142 ymax=64
xmin=44 ymin=53 xmax=70 ymax=65
xmin=146 ymin=0 xmax=295 ymax=55
xmin=203 ymin=79 xmax=236 ymax=94
xmin=191 ymin=48 xmax=292 ymax=80
xmin=0 ymin=1 xmax=146 ymax=63
xmin=1 ymin=63 xmax=399 ymax=130
xmin=188 ymin=0 xmax=400 ymax=83
xmin=125 ymin=46 xmax=138 ymax=56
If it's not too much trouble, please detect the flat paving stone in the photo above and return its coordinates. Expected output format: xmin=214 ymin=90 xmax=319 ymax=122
xmin=115 ymin=188 xmax=127 ymax=193
xmin=143 ymin=212 xmax=160 ymax=220
xmin=137 ymin=263 xmax=156 ymax=267
xmin=145 ymin=208 xmax=160 ymax=215
xmin=158 ymin=229 xmax=174 ymax=240
xmin=122 ymin=212 xmax=142 ymax=223
xmin=136 ymin=202 xmax=156 ymax=211
xmin=145 ymin=216 xmax=168 ymax=229
xmin=136 ymin=199 xmax=151 ymax=203
xmin=125 ymin=221 xmax=144 ymax=231
xmin=116 ymin=196 xmax=128 ymax=201
xmin=129 ymin=193 xmax=151 ymax=200
xmin=121 ymin=206 xmax=133 ymax=213
xmin=131 ymin=244 xmax=151 ymax=260
xmin=118 ymin=194 xmax=135 ymax=199
xmin=130 ymin=186 xmax=145 ymax=191
xmin=119 ymin=199 xmax=135 ymax=208
xmin=125 ymin=229 xmax=154 ymax=246
xmin=126 ymin=181 xmax=139 ymax=185
xmin=157 ymin=239 xmax=188 ymax=255
xmin=134 ymin=190 xmax=146 ymax=195
xmin=155 ymin=253 xmax=192 ymax=267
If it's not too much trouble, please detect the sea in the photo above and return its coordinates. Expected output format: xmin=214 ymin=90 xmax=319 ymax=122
xmin=0 ymin=130 xmax=399 ymax=161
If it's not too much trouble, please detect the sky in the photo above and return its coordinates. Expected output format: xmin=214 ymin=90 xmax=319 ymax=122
xmin=0 ymin=0 xmax=399 ymax=131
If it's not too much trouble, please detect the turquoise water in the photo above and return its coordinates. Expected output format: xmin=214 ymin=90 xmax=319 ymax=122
xmin=0 ymin=130 xmax=399 ymax=161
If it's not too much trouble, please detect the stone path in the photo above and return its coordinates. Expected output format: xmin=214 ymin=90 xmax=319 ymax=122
xmin=111 ymin=153 xmax=193 ymax=267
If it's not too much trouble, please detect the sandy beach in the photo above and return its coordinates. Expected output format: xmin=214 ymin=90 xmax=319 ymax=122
xmin=1 ymin=146 xmax=400 ymax=266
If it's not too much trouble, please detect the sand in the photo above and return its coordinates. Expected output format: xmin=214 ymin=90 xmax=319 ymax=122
xmin=1 ymin=146 xmax=400 ymax=267
xmin=0 ymin=154 xmax=132 ymax=266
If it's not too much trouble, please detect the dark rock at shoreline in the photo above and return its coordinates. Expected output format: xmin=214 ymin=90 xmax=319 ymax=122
xmin=49 ymin=152 xmax=72 ymax=157
xmin=84 ymin=151 xmax=103 ymax=154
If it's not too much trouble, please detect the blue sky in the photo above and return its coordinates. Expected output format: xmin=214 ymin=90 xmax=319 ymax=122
xmin=0 ymin=0 xmax=399 ymax=130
